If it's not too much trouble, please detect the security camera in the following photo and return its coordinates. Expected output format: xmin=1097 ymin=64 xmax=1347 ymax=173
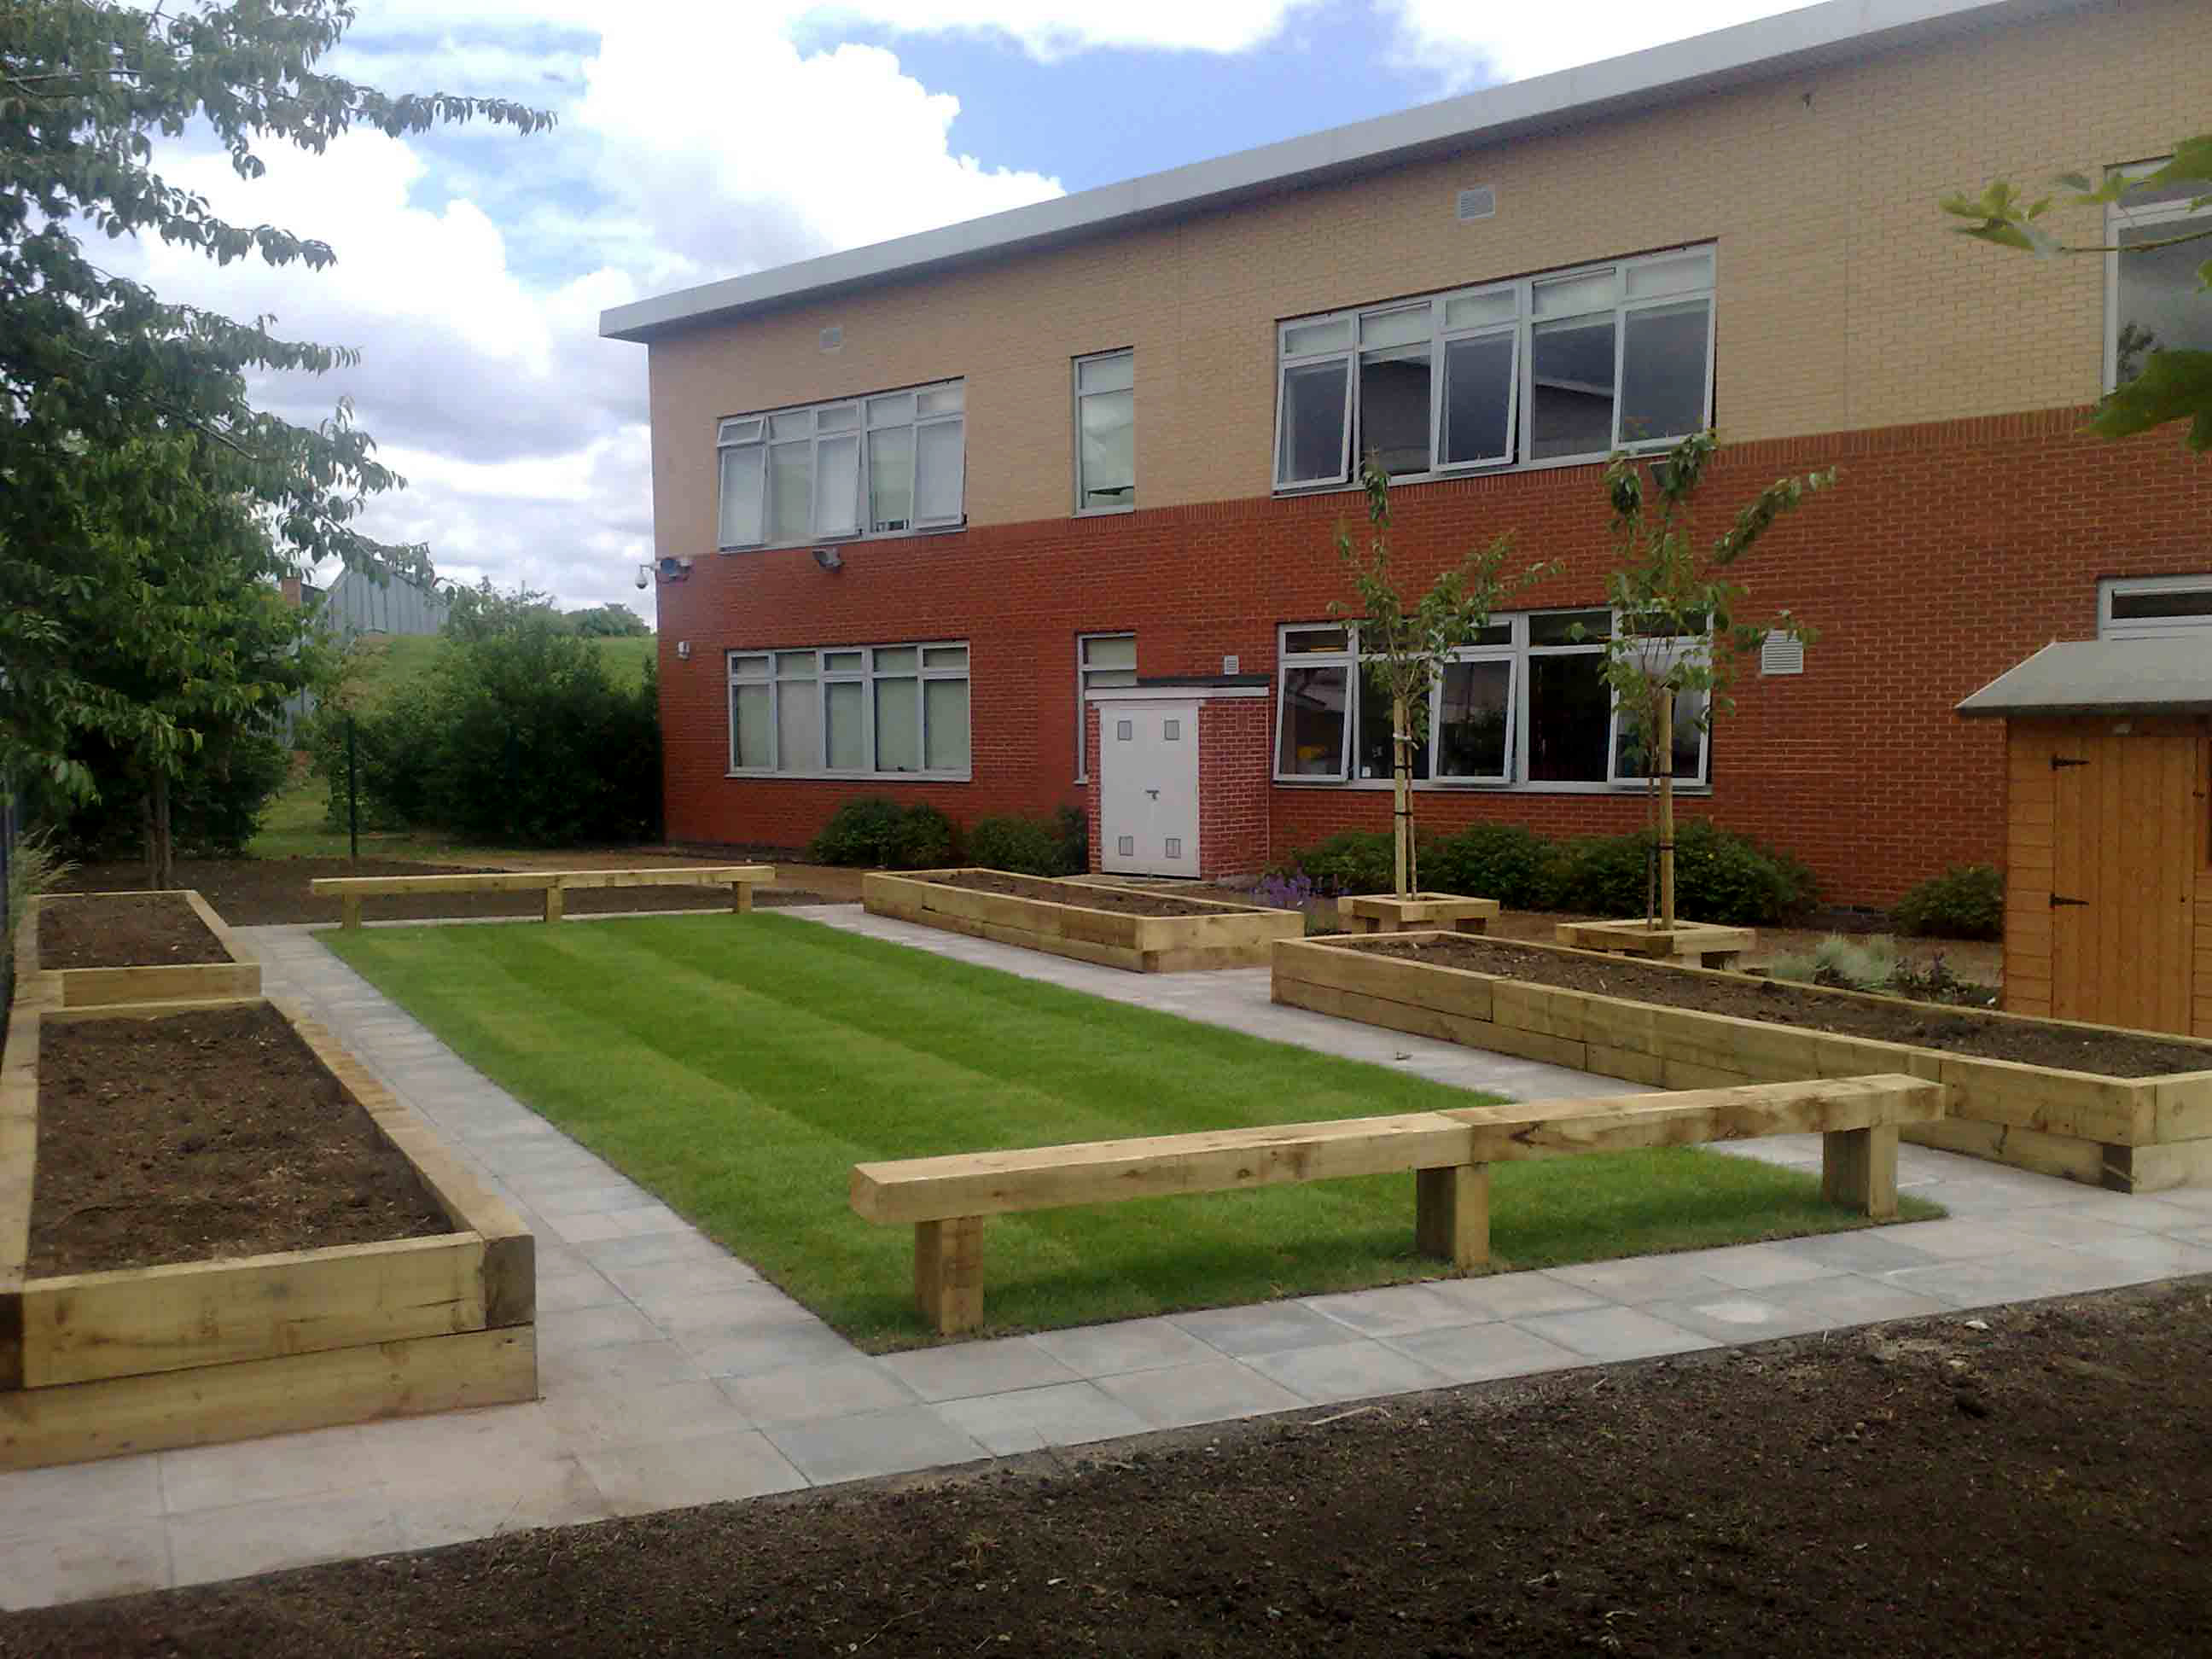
xmin=634 ymin=564 xmax=650 ymax=591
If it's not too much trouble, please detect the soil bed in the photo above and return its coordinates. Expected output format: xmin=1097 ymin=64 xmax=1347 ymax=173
xmin=30 ymin=1005 xmax=452 ymax=1276
xmin=6 ymin=1281 xmax=2209 ymax=1656
xmin=926 ymin=870 xmax=1262 ymax=917
xmin=34 ymin=894 xmax=227 ymax=970
xmin=1349 ymin=934 xmax=2211 ymax=1077
xmin=57 ymin=858 xmax=823 ymax=928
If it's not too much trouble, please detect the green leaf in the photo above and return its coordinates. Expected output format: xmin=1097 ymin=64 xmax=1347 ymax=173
xmin=2091 ymin=349 xmax=2212 ymax=451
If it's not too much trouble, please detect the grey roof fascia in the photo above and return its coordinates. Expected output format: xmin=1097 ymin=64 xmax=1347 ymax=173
xmin=600 ymin=0 xmax=2081 ymax=344
xmin=1956 ymin=638 xmax=2212 ymax=718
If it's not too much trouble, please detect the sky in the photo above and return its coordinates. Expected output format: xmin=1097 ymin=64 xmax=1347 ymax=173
xmin=115 ymin=1 xmax=1825 ymax=624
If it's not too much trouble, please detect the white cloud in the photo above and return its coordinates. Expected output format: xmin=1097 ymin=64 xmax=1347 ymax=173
xmin=1384 ymin=2 xmax=1826 ymax=88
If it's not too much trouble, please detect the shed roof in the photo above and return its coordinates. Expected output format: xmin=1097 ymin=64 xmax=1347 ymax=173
xmin=1955 ymin=638 xmax=2212 ymax=719
xmin=599 ymin=0 xmax=2078 ymax=344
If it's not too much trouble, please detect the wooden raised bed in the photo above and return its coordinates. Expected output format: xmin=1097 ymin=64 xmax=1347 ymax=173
xmin=1272 ymin=933 xmax=2212 ymax=1193
xmin=864 ymin=869 xmax=1302 ymax=971
xmin=1337 ymin=894 xmax=1499 ymax=934
xmin=0 ymin=979 xmax=535 ymax=1470
xmin=25 ymin=890 xmax=260 ymax=1007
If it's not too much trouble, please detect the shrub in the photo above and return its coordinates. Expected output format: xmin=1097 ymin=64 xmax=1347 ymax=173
xmin=1891 ymin=864 xmax=2003 ymax=940
xmin=1423 ymin=822 xmax=1556 ymax=909
xmin=1053 ymin=805 xmax=1088 ymax=876
xmin=1277 ymin=830 xmax=1395 ymax=894
xmin=967 ymin=813 xmax=1075 ymax=876
xmin=50 ymin=723 xmax=294 ymax=859
xmin=808 ymin=799 xmax=957 ymax=869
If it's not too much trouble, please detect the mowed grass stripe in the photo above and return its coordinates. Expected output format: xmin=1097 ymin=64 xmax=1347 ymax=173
xmin=327 ymin=914 xmax=1939 ymax=1347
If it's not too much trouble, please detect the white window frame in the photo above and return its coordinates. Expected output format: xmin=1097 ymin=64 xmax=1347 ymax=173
xmin=2104 ymin=160 xmax=2211 ymax=393
xmin=726 ymin=640 xmax=971 ymax=781
xmin=1272 ymin=246 xmax=1716 ymax=492
xmin=1271 ymin=613 xmax=1714 ymax=794
xmin=1075 ymin=632 xmax=1137 ymax=781
xmin=1604 ymin=638 xmax=1712 ymax=787
xmin=2099 ymin=574 xmax=2212 ymax=639
xmin=1073 ymin=349 xmax=1136 ymax=515
xmin=717 ymin=381 xmax=965 ymax=552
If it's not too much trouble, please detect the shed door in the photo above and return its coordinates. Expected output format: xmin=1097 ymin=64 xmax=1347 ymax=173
xmin=2047 ymin=717 xmax=2203 ymax=1034
xmin=1100 ymin=701 xmax=1200 ymax=877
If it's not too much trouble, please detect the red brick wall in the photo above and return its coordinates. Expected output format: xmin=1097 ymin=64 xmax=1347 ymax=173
xmin=1197 ymin=697 xmax=1271 ymax=878
xmin=657 ymin=406 xmax=2210 ymax=905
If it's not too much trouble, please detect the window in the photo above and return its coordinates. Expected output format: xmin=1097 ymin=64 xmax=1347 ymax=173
xmin=1273 ymin=247 xmax=1714 ymax=490
xmin=2100 ymin=575 xmax=2212 ymax=639
xmin=2107 ymin=166 xmax=2212 ymax=392
xmin=1074 ymin=352 xmax=1135 ymax=512
xmin=717 ymin=381 xmax=964 ymax=550
xmin=1075 ymin=632 xmax=1137 ymax=779
xmin=728 ymin=641 xmax=969 ymax=777
xmin=1272 ymin=612 xmax=1710 ymax=792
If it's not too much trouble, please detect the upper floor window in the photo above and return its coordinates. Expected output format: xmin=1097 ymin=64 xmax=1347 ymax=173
xmin=1273 ymin=614 xmax=1709 ymax=792
xmin=1273 ymin=246 xmax=1715 ymax=491
xmin=1074 ymin=351 xmax=1135 ymax=513
xmin=718 ymin=381 xmax=965 ymax=550
xmin=2107 ymin=166 xmax=2212 ymax=391
xmin=2099 ymin=575 xmax=2212 ymax=640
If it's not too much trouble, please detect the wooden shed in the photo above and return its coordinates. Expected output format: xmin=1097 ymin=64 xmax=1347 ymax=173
xmin=1959 ymin=637 xmax=2212 ymax=1039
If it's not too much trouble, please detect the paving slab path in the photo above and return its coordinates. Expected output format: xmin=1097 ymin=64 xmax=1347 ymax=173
xmin=7 ymin=905 xmax=2212 ymax=1613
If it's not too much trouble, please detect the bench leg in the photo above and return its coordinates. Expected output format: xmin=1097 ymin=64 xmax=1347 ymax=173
xmin=1822 ymin=1124 xmax=1898 ymax=1220
xmin=341 ymin=894 xmax=362 ymax=931
xmin=731 ymin=881 xmax=753 ymax=914
xmin=915 ymin=1216 xmax=984 ymax=1335
xmin=1415 ymin=1164 xmax=1490 ymax=1270
xmin=544 ymin=886 xmax=564 ymax=924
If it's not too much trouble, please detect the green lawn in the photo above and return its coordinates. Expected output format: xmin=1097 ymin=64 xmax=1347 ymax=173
xmin=328 ymin=914 xmax=1940 ymax=1347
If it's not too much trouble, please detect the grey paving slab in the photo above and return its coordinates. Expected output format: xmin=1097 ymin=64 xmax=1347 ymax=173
xmin=2050 ymin=1230 xmax=2212 ymax=1277
xmin=1515 ymin=1306 xmax=1717 ymax=1363
xmin=678 ymin=1322 xmax=860 ymax=1379
xmin=389 ymin=1457 xmax=618 ymax=1551
xmin=0 ymin=1452 xmax=166 ymax=1539
xmin=579 ymin=1430 xmax=809 ymax=1516
xmin=1543 ymin=1255 xmax=1739 ymax=1305
xmin=0 ymin=1522 xmax=173 ymax=1611
xmin=535 ymin=1268 xmax=635 ymax=1313
xmin=1382 ymin=1320 xmax=1586 ymax=1384
xmin=1660 ymin=1240 xmax=1852 ymax=1290
xmin=166 ymin=1488 xmax=401 ymax=1589
xmin=1300 ymin=1283 xmax=1485 ymax=1337
xmin=1171 ymin=1301 xmax=1353 ymax=1357
xmin=719 ymin=1359 xmax=924 ymax=1427
xmin=1422 ymin=1271 xmax=1608 ymax=1323
xmin=762 ymin=1407 xmax=991 ymax=1487
xmin=1029 ymin=1317 xmax=1220 ymax=1378
xmin=1883 ymin=1245 xmax=2154 ymax=1310
xmin=882 ymin=1336 xmax=1082 ymax=1402
xmin=538 ymin=1379 xmax=756 ymax=1453
xmin=535 ymin=1301 xmax=667 ymax=1351
xmin=160 ymin=1424 xmax=373 ymax=1515
xmin=1243 ymin=1339 xmax=1453 ymax=1405
xmin=537 ymin=1336 xmax=711 ymax=1394
xmin=1767 ymin=1228 xmax=1943 ymax=1275
xmin=1092 ymin=1359 xmax=1308 ymax=1431
xmin=934 ymin=1381 xmax=1152 ymax=1454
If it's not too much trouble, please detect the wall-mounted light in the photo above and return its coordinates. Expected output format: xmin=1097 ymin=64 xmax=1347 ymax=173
xmin=655 ymin=556 xmax=694 ymax=583
xmin=812 ymin=547 xmax=843 ymax=573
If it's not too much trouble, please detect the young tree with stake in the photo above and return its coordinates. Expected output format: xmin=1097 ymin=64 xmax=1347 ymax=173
xmin=1333 ymin=457 xmax=1556 ymax=899
xmin=1591 ymin=431 xmax=1836 ymax=931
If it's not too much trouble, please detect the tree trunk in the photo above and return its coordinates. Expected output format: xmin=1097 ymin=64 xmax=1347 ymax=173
xmin=146 ymin=772 xmax=175 ymax=892
xmin=1657 ymin=692 xmax=1676 ymax=930
xmin=1392 ymin=694 xmax=1412 ymax=899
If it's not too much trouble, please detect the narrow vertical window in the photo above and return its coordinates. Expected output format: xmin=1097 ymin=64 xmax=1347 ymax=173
xmin=1076 ymin=632 xmax=1137 ymax=780
xmin=1074 ymin=350 xmax=1136 ymax=512
xmin=716 ymin=418 xmax=765 ymax=547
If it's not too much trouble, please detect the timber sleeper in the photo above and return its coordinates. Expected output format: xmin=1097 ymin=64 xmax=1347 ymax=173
xmin=312 ymin=864 xmax=775 ymax=927
xmin=851 ymin=1074 xmax=1946 ymax=1335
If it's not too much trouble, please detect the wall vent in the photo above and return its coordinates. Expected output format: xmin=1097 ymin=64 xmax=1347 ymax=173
xmin=1760 ymin=631 xmax=1806 ymax=676
xmin=818 ymin=325 xmax=844 ymax=352
xmin=1455 ymin=185 xmax=1496 ymax=223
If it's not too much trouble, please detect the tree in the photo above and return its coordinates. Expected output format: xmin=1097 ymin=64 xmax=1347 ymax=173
xmin=1591 ymin=431 xmax=1835 ymax=932
xmin=1941 ymin=135 xmax=2212 ymax=449
xmin=568 ymin=603 xmax=651 ymax=638
xmin=1331 ymin=458 xmax=1556 ymax=898
xmin=1 ymin=0 xmax=552 ymax=805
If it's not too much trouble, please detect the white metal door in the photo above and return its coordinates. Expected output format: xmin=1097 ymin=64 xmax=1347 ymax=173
xmin=1099 ymin=701 xmax=1200 ymax=876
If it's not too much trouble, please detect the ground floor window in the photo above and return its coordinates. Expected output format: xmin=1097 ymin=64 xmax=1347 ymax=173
xmin=730 ymin=641 xmax=969 ymax=777
xmin=1076 ymin=632 xmax=1137 ymax=779
xmin=1274 ymin=611 xmax=1709 ymax=791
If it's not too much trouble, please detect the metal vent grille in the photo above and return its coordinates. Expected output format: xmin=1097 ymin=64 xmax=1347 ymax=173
xmin=1162 ymin=719 xmax=1181 ymax=741
xmin=1117 ymin=835 xmax=1135 ymax=858
xmin=1164 ymin=838 xmax=1183 ymax=860
xmin=1760 ymin=631 xmax=1806 ymax=676
xmin=1455 ymin=185 xmax=1496 ymax=223
xmin=1115 ymin=719 xmax=1133 ymax=742
xmin=818 ymin=325 xmax=844 ymax=352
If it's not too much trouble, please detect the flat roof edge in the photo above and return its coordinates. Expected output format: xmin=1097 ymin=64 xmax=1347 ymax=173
xmin=601 ymin=0 xmax=2080 ymax=343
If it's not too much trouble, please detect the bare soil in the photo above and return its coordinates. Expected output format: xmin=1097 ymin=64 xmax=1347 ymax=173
xmin=1346 ymin=934 xmax=2212 ymax=1078
xmin=5 ymin=1282 xmax=2209 ymax=1657
xmin=34 ymin=894 xmax=227 ymax=970
xmin=55 ymin=859 xmax=830 ymax=928
xmin=29 ymin=1005 xmax=453 ymax=1276
xmin=926 ymin=870 xmax=1264 ymax=918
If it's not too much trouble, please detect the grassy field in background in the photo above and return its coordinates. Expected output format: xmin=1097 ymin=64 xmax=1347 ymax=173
xmin=328 ymin=912 xmax=1940 ymax=1348
xmin=339 ymin=632 xmax=656 ymax=710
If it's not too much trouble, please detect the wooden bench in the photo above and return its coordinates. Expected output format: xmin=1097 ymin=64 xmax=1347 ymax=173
xmin=1339 ymin=894 xmax=1499 ymax=935
xmin=312 ymin=865 xmax=775 ymax=928
xmin=852 ymin=1074 xmax=1945 ymax=1334
xmin=1555 ymin=918 xmax=1755 ymax=970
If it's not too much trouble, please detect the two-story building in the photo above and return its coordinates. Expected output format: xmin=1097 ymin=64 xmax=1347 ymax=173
xmin=601 ymin=0 xmax=2209 ymax=907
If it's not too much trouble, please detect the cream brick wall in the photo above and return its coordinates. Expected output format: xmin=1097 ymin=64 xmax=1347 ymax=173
xmin=644 ymin=0 xmax=2206 ymax=551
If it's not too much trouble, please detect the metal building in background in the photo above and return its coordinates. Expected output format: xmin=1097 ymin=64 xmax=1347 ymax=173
xmin=276 ymin=570 xmax=451 ymax=742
